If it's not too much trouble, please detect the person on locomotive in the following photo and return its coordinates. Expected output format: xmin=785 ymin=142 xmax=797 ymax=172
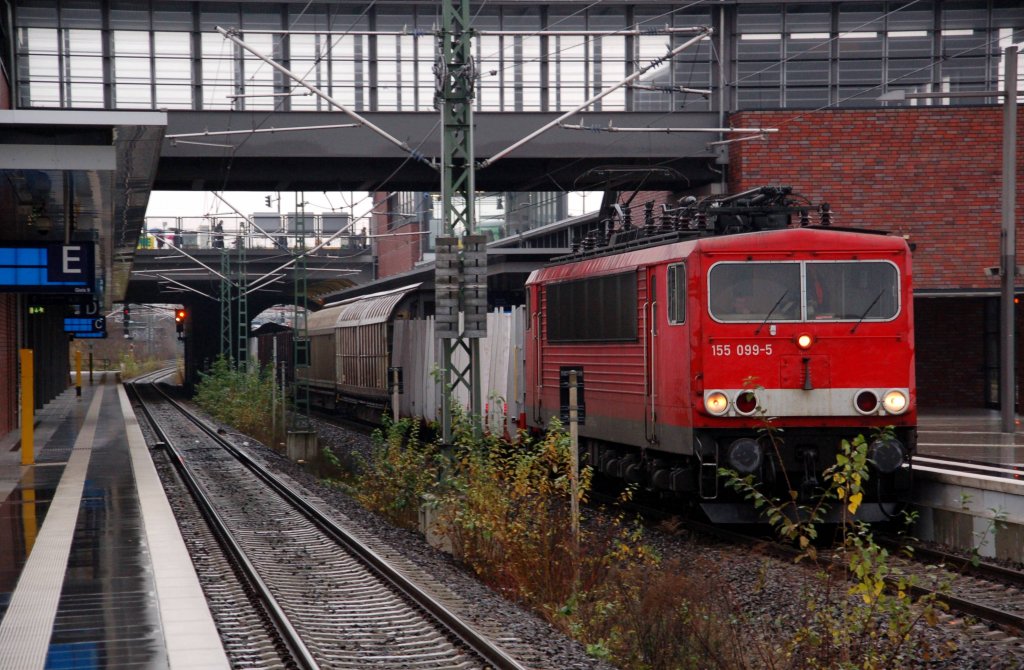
xmin=711 ymin=264 xmax=800 ymax=322
xmin=732 ymin=288 xmax=754 ymax=314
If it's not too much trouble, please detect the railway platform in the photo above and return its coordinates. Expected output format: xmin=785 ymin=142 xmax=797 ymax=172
xmin=917 ymin=409 xmax=1024 ymax=463
xmin=913 ymin=409 xmax=1024 ymax=563
xmin=0 ymin=373 xmax=227 ymax=670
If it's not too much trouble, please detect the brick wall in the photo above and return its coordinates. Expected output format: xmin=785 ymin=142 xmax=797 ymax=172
xmin=371 ymin=192 xmax=425 ymax=279
xmin=0 ymin=295 xmax=16 ymax=435
xmin=374 ymin=218 xmax=423 ymax=278
xmin=616 ymin=191 xmax=680 ymax=229
xmin=729 ymin=108 xmax=1024 ymax=292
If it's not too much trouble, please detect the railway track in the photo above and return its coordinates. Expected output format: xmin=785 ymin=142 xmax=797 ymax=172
xmin=688 ymin=514 xmax=1024 ymax=649
xmin=876 ymin=537 xmax=1024 ymax=634
xmin=128 ymin=376 xmax=528 ymax=670
xmin=597 ymin=484 xmax=1024 ymax=649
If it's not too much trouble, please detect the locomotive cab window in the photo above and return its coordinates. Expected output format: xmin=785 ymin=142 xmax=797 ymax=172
xmin=806 ymin=261 xmax=899 ymax=321
xmin=667 ymin=264 xmax=686 ymax=324
xmin=709 ymin=260 xmax=901 ymax=323
xmin=709 ymin=262 xmax=801 ymax=323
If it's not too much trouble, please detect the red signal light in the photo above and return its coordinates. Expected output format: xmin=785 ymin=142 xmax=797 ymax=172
xmin=175 ymin=309 xmax=186 ymax=322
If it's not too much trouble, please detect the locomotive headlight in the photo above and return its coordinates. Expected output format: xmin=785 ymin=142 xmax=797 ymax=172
xmin=869 ymin=437 xmax=906 ymax=474
xmin=705 ymin=391 xmax=729 ymax=415
xmin=727 ymin=438 xmax=763 ymax=474
xmin=882 ymin=389 xmax=909 ymax=415
xmin=796 ymin=333 xmax=813 ymax=350
xmin=734 ymin=391 xmax=758 ymax=415
xmin=854 ymin=390 xmax=879 ymax=415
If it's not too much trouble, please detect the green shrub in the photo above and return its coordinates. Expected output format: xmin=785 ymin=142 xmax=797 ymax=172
xmin=353 ymin=417 xmax=441 ymax=529
xmin=194 ymin=356 xmax=282 ymax=448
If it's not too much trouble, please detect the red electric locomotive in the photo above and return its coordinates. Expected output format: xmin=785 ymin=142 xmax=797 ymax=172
xmin=524 ymin=188 xmax=915 ymax=522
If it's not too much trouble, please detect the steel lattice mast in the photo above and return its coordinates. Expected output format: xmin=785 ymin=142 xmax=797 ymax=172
xmin=236 ymin=218 xmax=249 ymax=366
xmin=292 ymin=196 xmax=311 ymax=431
xmin=436 ymin=0 xmax=486 ymax=441
xmin=220 ymin=250 xmax=232 ymax=358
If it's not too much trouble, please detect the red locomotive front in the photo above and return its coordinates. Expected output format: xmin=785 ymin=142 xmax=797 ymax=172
xmin=525 ymin=189 xmax=915 ymax=523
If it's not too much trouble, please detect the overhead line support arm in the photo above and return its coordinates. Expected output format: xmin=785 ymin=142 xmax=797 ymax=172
xmin=478 ymin=27 xmax=712 ymax=169
xmin=216 ymin=26 xmax=437 ymax=170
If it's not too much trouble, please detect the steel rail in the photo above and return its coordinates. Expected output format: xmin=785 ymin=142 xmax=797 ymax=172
xmin=691 ymin=514 xmax=1024 ymax=632
xmin=127 ymin=381 xmax=320 ymax=670
xmin=877 ymin=536 xmax=1024 ymax=630
xmin=143 ymin=380 xmax=530 ymax=670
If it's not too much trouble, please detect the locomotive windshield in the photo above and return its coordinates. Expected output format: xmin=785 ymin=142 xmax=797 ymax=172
xmin=709 ymin=262 xmax=801 ymax=322
xmin=709 ymin=261 xmax=899 ymax=323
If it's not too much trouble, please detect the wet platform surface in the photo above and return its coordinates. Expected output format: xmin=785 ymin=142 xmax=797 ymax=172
xmin=917 ymin=409 xmax=1024 ymax=465
xmin=0 ymin=374 xmax=226 ymax=669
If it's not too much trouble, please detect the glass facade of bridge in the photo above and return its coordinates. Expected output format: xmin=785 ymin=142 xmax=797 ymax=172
xmin=12 ymin=1 xmax=1021 ymax=114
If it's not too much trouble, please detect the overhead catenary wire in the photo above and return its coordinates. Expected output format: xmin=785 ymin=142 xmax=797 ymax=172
xmin=192 ymin=0 xmax=714 ymax=217
xmin=167 ymin=124 xmax=359 ymax=141
xmin=149 ymin=234 xmax=236 ymax=286
xmin=159 ymin=0 xmax=1007 ymax=260
xmin=559 ymin=121 xmax=777 ymax=134
xmin=216 ymin=26 xmax=435 ymax=169
xmin=478 ymin=26 xmax=713 ymax=169
xmin=153 ymin=274 xmax=219 ymax=301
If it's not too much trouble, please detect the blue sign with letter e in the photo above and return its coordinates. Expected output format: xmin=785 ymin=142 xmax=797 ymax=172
xmin=0 ymin=243 xmax=96 ymax=293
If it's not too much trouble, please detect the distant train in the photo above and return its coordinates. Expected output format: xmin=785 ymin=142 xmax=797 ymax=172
xmin=262 ymin=187 xmax=915 ymax=522
xmin=288 ymin=283 xmax=523 ymax=428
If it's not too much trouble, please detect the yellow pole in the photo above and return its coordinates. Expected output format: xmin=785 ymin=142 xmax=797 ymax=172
xmin=75 ymin=348 xmax=82 ymax=398
xmin=20 ymin=349 xmax=33 ymax=466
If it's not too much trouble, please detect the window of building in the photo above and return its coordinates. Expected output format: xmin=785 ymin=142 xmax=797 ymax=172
xmin=8 ymin=1 xmax=1012 ymax=114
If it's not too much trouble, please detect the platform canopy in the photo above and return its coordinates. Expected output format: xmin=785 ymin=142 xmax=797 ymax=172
xmin=0 ymin=110 xmax=167 ymax=306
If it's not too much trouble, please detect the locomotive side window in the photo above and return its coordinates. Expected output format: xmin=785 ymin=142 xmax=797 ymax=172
xmin=709 ymin=262 xmax=801 ymax=322
xmin=547 ymin=272 xmax=638 ymax=342
xmin=806 ymin=261 xmax=899 ymax=321
xmin=667 ymin=263 xmax=686 ymax=324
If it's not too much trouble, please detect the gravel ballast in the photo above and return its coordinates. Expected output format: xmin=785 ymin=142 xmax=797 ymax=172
xmin=188 ymin=404 xmax=1024 ymax=670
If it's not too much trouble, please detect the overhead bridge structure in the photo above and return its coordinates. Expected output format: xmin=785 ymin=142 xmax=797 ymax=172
xmin=158 ymin=110 xmax=723 ymax=193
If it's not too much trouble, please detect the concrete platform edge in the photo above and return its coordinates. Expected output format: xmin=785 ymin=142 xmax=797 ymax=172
xmin=117 ymin=384 xmax=229 ymax=669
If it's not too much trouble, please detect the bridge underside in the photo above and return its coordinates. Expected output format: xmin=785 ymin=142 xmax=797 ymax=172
xmin=158 ymin=111 xmax=723 ymax=192
xmin=124 ymin=248 xmax=374 ymax=308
